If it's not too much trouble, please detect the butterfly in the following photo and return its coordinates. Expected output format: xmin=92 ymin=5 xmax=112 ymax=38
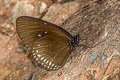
xmin=16 ymin=16 xmax=80 ymax=71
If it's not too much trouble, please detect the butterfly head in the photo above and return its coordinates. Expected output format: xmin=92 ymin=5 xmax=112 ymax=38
xmin=69 ymin=34 xmax=80 ymax=50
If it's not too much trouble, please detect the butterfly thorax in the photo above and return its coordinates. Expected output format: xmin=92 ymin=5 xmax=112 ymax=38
xmin=68 ymin=34 xmax=80 ymax=50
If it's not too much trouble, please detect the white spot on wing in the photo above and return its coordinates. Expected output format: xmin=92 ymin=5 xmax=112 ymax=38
xmin=37 ymin=54 xmax=41 ymax=57
xmin=33 ymin=47 xmax=35 ymax=50
xmin=42 ymin=63 xmax=44 ymax=65
xmin=44 ymin=31 xmax=48 ymax=34
xmin=52 ymin=64 xmax=54 ymax=67
xmin=28 ymin=48 xmax=30 ymax=50
xmin=53 ymin=68 xmax=56 ymax=70
xmin=43 ymin=59 xmax=47 ymax=62
xmin=33 ymin=53 xmax=35 ymax=56
xmin=36 ymin=58 xmax=39 ymax=61
xmin=56 ymin=67 xmax=59 ymax=69
xmin=55 ymin=65 xmax=57 ymax=68
xmin=44 ymin=65 xmax=46 ymax=67
xmin=40 ymin=57 xmax=44 ymax=60
xmin=46 ymin=60 xmax=49 ymax=64
xmin=33 ymin=55 xmax=36 ymax=58
xmin=44 ymin=22 xmax=47 ymax=24
xmin=49 ymin=61 xmax=52 ymax=66
xmin=36 ymin=50 xmax=39 ymax=53
xmin=47 ymin=66 xmax=50 ymax=69
xmin=38 ymin=34 xmax=42 ymax=37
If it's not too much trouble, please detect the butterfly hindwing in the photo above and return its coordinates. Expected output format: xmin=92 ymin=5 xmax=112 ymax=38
xmin=32 ymin=33 xmax=72 ymax=70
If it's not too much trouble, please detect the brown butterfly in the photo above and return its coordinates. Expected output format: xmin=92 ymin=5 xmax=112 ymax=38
xmin=16 ymin=16 xmax=80 ymax=71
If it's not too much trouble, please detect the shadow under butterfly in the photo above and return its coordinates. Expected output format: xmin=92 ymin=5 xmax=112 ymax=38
xmin=16 ymin=16 xmax=80 ymax=71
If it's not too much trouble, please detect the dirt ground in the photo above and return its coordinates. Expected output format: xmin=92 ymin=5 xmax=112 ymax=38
xmin=0 ymin=0 xmax=120 ymax=80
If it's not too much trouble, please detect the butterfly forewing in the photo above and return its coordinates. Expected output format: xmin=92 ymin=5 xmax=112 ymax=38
xmin=16 ymin=16 xmax=74 ymax=70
